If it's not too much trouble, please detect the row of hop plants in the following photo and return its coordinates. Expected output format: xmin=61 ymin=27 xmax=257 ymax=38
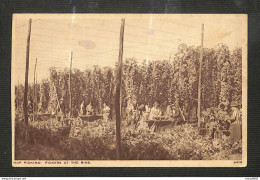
xmin=15 ymin=43 xmax=242 ymax=160
xmin=15 ymin=43 xmax=242 ymax=118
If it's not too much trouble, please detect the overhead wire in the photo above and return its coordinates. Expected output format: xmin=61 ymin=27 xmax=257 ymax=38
xmin=13 ymin=18 xmax=219 ymax=80
xmin=15 ymin=19 xmax=41 ymax=29
xmin=24 ymin=19 xmax=197 ymax=44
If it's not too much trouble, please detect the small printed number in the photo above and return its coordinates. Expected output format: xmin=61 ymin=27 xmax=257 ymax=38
xmin=233 ymin=161 xmax=242 ymax=164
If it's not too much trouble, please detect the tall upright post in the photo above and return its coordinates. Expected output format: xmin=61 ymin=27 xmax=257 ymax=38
xmin=197 ymin=24 xmax=204 ymax=128
xmin=115 ymin=18 xmax=125 ymax=160
xmin=23 ymin=18 xmax=32 ymax=143
xmin=33 ymin=58 xmax=37 ymax=121
xmin=168 ymin=52 xmax=172 ymax=102
xmin=36 ymin=73 xmax=38 ymax=113
xmin=69 ymin=51 xmax=73 ymax=118
xmin=17 ymin=75 xmax=20 ymax=111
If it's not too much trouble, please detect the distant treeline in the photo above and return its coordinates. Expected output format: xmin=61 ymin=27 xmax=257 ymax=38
xmin=15 ymin=43 xmax=242 ymax=116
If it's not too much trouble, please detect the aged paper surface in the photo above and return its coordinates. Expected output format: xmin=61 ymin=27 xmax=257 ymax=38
xmin=12 ymin=14 xmax=247 ymax=167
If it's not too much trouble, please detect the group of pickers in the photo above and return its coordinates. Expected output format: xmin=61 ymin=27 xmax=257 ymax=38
xmin=125 ymin=100 xmax=191 ymax=131
xmin=23 ymin=96 xmax=242 ymax=141
xmin=200 ymin=101 xmax=242 ymax=141
xmin=124 ymin=99 xmax=242 ymax=141
xmin=23 ymin=98 xmax=111 ymax=121
xmin=78 ymin=101 xmax=111 ymax=121
xmin=55 ymin=99 xmax=111 ymax=122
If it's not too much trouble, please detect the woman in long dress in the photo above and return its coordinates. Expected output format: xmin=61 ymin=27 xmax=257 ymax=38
xmin=228 ymin=101 xmax=242 ymax=141
xmin=102 ymin=103 xmax=110 ymax=121
xmin=80 ymin=101 xmax=86 ymax=115
xmin=149 ymin=102 xmax=162 ymax=120
xmin=137 ymin=104 xmax=150 ymax=131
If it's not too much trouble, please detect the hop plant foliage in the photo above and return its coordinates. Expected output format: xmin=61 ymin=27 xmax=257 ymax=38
xmin=15 ymin=44 xmax=242 ymax=114
xmin=14 ymin=43 xmax=242 ymax=160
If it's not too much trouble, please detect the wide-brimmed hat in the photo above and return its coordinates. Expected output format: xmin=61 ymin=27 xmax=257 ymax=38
xmin=219 ymin=103 xmax=225 ymax=109
xmin=230 ymin=101 xmax=239 ymax=107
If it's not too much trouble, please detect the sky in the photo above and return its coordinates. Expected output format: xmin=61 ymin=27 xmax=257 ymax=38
xmin=12 ymin=14 xmax=247 ymax=85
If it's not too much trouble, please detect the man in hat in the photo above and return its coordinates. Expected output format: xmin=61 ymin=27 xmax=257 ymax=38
xmin=60 ymin=98 xmax=66 ymax=113
xmin=138 ymin=103 xmax=145 ymax=118
xmin=165 ymin=102 xmax=173 ymax=119
xmin=172 ymin=102 xmax=182 ymax=126
xmin=57 ymin=98 xmax=66 ymax=121
xmin=217 ymin=103 xmax=230 ymax=130
xmin=227 ymin=101 xmax=242 ymax=141
xmin=183 ymin=101 xmax=190 ymax=123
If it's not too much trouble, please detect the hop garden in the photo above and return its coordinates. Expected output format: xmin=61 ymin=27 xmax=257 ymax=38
xmin=15 ymin=43 xmax=242 ymax=160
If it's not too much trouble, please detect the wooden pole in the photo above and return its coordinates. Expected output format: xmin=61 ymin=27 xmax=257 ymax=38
xmin=115 ymin=18 xmax=125 ymax=160
xmin=169 ymin=53 xmax=172 ymax=102
xmin=36 ymin=73 xmax=38 ymax=113
xmin=17 ymin=75 xmax=20 ymax=111
xmin=33 ymin=58 xmax=37 ymax=121
xmin=197 ymin=24 xmax=204 ymax=128
xmin=69 ymin=51 xmax=73 ymax=118
xmin=39 ymin=76 xmax=43 ymax=112
xmin=53 ymin=82 xmax=61 ymax=112
xmin=23 ymin=18 xmax=32 ymax=143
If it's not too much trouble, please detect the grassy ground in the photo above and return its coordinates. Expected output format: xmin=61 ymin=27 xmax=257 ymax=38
xmin=15 ymin=115 xmax=242 ymax=160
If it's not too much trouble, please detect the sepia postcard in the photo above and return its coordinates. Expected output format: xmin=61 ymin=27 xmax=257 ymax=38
xmin=12 ymin=14 xmax=247 ymax=167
